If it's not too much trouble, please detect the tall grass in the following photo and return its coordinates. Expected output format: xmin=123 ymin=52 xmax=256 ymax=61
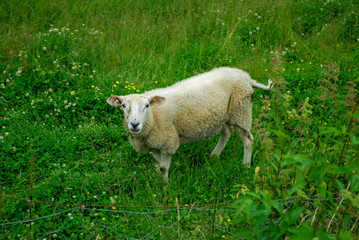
xmin=0 ymin=0 xmax=358 ymax=238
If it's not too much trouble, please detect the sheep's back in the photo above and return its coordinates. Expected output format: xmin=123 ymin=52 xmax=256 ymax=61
xmin=146 ymin=67 xmax=254 ymax=143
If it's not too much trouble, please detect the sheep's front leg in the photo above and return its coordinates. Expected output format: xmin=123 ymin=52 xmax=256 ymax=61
xmin=152 ymin=152 xmax=161 ymax=171
xmin=159 ymin=153 xmax=172 ymax=183
xmin=210 ymin=125 xmax=233 ymax=157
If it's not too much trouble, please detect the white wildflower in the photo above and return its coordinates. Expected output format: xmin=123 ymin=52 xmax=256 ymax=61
xmin=15 ymin=69 xmax=22 ymax=76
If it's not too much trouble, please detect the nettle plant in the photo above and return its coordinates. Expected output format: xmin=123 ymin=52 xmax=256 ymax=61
xmin=234 ymin=50 xmax=359 ymax=239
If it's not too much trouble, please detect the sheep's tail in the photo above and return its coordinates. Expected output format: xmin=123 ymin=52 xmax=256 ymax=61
xmin=251 ymin=79 xmax=272 ymax=90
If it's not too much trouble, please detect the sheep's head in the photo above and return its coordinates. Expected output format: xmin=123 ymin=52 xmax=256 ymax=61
xmin=107 ymin=94 xmax=165 ymax=135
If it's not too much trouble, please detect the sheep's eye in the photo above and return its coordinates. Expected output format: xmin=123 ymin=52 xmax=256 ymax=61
xmin=121 ymin=104 xmax=126 ymax=108
xmin=145 ymin=104 xmax=150 ymax=108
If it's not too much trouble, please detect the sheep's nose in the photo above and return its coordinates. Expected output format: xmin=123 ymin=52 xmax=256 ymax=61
xmin=131 ymin=122 xmax=139 ymax=129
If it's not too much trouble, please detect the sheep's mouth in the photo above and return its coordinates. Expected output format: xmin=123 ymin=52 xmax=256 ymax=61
xmin=130 ymin=128 xmax=141 ymax=134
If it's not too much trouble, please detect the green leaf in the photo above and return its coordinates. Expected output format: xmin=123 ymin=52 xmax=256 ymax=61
xmin=350 ymin=134 xmax=359 ymax=145
xmin=315 ymin=230 xmax=336 ymax=240
xmin=283 ymin=207 xmax=305 ymax=226
xmin=235 ymin=228 xmax=255 ymax=240
xmin=285 ymin=181 xmax=307 ymax=198
xmin=338 ymin=230 xmax=356 ymax=240
xmin=336 ymin=179 xmax=345 ymax=190
xmin=288 ymin=224 xmax=314 ymax=240
xmin=350 ymin=174 xmax=359 ymax=192
xmin=270 ymin=129 xmax=290 ymax=139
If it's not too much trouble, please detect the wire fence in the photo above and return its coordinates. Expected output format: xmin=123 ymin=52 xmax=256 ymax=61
xmin=0 ymin=195 xmax=344 ymax=239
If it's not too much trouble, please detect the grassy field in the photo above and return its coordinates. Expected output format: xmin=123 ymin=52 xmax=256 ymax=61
xmin=1 ymin=0 xmax=358 ymax=239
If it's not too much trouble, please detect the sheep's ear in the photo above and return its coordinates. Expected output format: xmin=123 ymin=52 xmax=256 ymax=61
xmin=149 ymin=96 xmax=165 ymax=106
xmin=107 ymin=96 xmax=123 ymax=107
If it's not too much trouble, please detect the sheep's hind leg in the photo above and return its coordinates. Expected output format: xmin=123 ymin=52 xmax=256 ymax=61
xmin=210 ymin=125 xmax=234 ymax=158
xmin=159 ymin=153 xmax=172 ymax=183
xmin=235 ymin=126 xmax=254 ymax=168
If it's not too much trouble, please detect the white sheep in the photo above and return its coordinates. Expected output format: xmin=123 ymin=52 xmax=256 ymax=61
xmin=107 ymin=67 xmax=272 ymax=182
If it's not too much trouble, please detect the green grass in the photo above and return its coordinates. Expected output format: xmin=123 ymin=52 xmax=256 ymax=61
xmin=1 ymin=0 xmax=358 ymax=239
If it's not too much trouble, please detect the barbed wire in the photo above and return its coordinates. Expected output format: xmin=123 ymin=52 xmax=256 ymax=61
xmin=0 ymin=194 xmax=343 ymax=239
xmin=0 ymin=195 xmax=232 ymax=208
